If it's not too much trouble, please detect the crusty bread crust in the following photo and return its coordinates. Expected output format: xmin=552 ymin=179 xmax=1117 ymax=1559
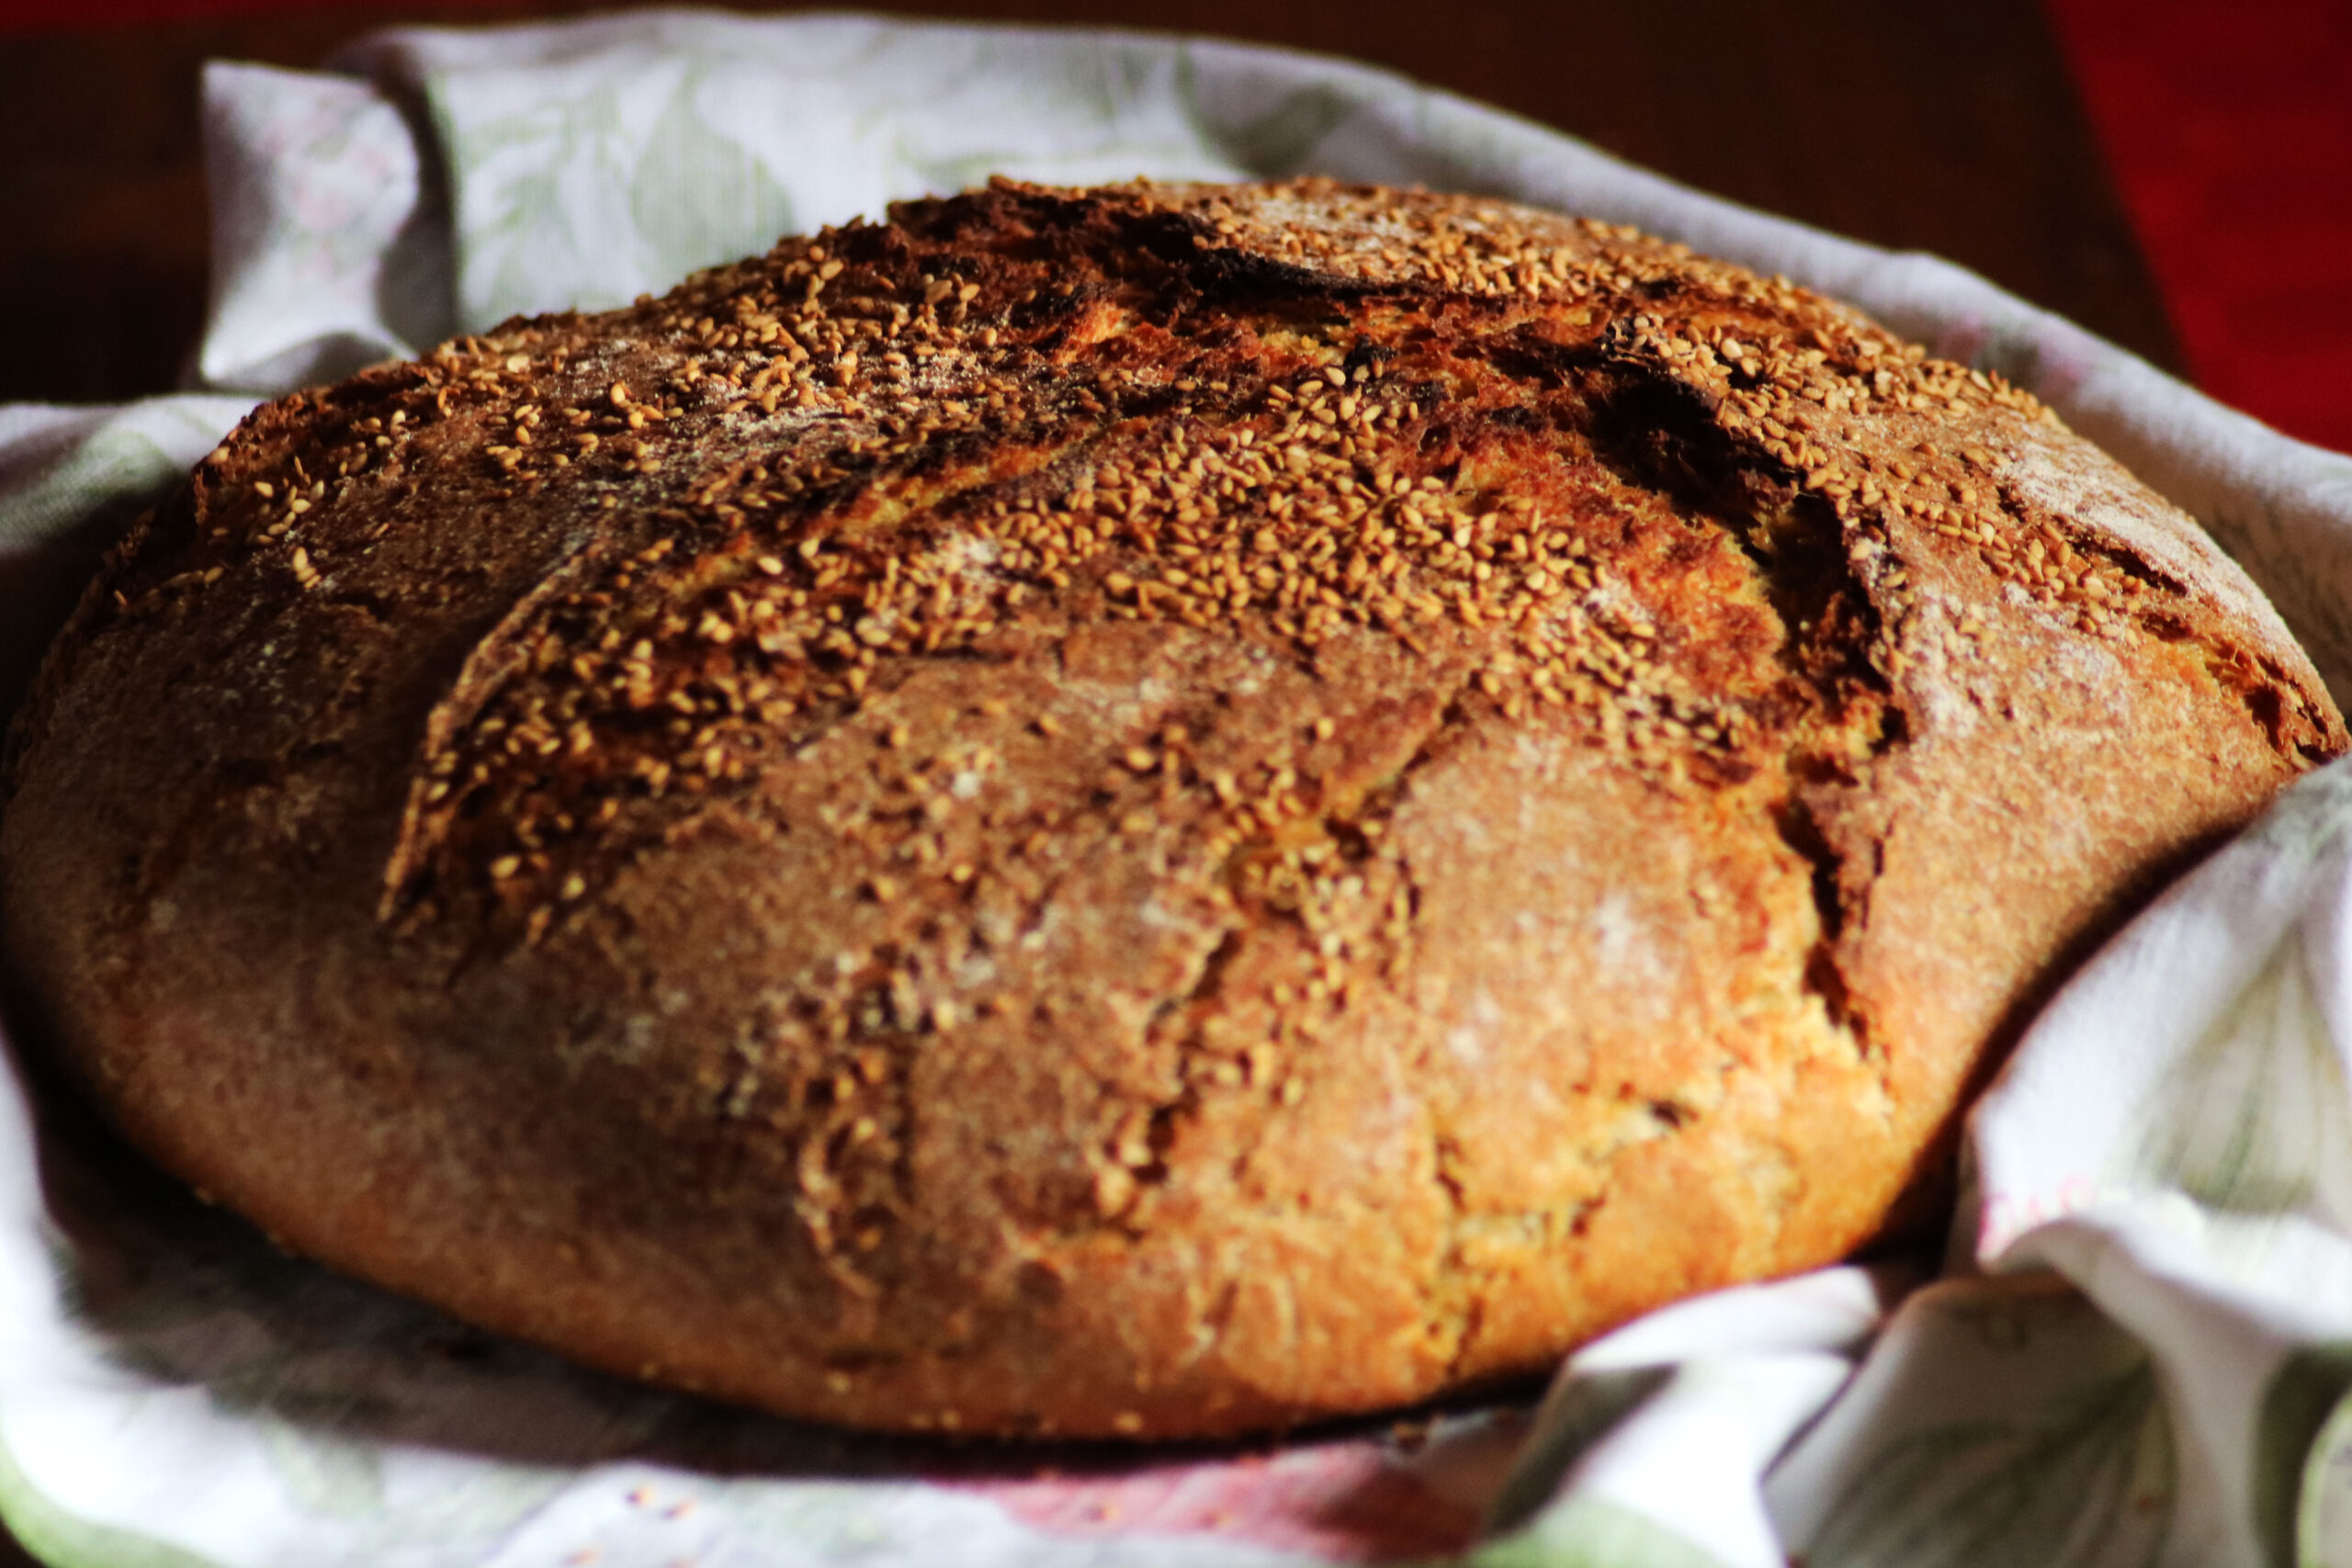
xmin=2 ymin=178 xmax=2340 ymax=1438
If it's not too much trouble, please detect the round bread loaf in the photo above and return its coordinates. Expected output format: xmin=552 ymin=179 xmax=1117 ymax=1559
xmin=1 ymin=179 xmax=2341 ymax=1439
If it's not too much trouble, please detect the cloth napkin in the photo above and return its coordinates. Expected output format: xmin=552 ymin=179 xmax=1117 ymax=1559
xmin=6 ymin=13 xmax=2352 ymax=1566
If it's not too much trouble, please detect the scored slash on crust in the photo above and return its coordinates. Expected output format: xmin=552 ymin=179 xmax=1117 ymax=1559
xmin=5 ymin=177 xmax=2340 ymax=1440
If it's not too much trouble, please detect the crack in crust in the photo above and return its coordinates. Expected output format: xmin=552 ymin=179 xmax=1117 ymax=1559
xmin=14 ymin=176 xmax=2344 ymax=1440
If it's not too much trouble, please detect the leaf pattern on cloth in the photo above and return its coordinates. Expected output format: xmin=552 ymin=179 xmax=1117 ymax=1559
xmin=1769 ymin=1278 xmax=2176 ymax=1568
xmin=434 ymin=56 xmax=695 ymax=325
xmin=2126 ymin=939 xmax=2352 ymax=1222
xmin=2253 ymin=1344 xmax=2352 ymax=1568
xmin=0 ymin=404 xmax=249 ymax=548
xmin=417 ymin=26 xmax=1260 ymax=332
xmin=2295 ymin=1382 xmax=2352 ymax=1568
xmin=1804 ymin=1362 xmax=2171 ymax=1568
xmin=1483 ymin=1368 xmax=1676 ymax=1537
xmin=626 ymin=64 xmax=799 ymax=289
xmin=444 ymin=50 xmax=812 ymax=325
xmin=1178 ymin=64 xmax=1363 ymax=175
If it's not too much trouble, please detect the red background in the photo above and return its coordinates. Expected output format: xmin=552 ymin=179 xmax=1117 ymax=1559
xmin=2044 ymin=0 xmax=2352 ymax=453
xmin=3 ymin=0 xmax=2347 ymax=455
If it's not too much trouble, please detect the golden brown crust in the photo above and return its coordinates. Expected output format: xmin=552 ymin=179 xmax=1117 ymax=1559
xmin=2 ymin=177 xmax=2340 ymax=1438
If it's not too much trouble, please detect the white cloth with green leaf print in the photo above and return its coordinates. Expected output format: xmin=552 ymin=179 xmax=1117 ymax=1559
xmin=6 ymin=11 xmax=2352 ymax=1568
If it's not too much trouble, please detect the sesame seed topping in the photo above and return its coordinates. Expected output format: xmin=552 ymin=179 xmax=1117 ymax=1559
xmin=281 ymin=170 xmax=2263 ymax=1226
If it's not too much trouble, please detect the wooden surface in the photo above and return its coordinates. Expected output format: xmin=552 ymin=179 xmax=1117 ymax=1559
xmin=0 ymin=3 xmax=2167 ymax=1563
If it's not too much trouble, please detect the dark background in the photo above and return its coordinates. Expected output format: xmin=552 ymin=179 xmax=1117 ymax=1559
xmin=6 ymin=0 xmax=2346 ymax=456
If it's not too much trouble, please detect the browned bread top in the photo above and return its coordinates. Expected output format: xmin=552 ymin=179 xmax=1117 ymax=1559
xmin=2 ymin=178 xmax=2339 ymax=1439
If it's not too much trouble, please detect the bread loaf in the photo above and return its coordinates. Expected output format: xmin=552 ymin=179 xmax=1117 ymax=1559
xmin=3 ymin=178 xmax=2340 ymax=1439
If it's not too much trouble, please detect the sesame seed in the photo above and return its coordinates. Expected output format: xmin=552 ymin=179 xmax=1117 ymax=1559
xmin=378 ymin=179 xmax=2120 ymax=968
